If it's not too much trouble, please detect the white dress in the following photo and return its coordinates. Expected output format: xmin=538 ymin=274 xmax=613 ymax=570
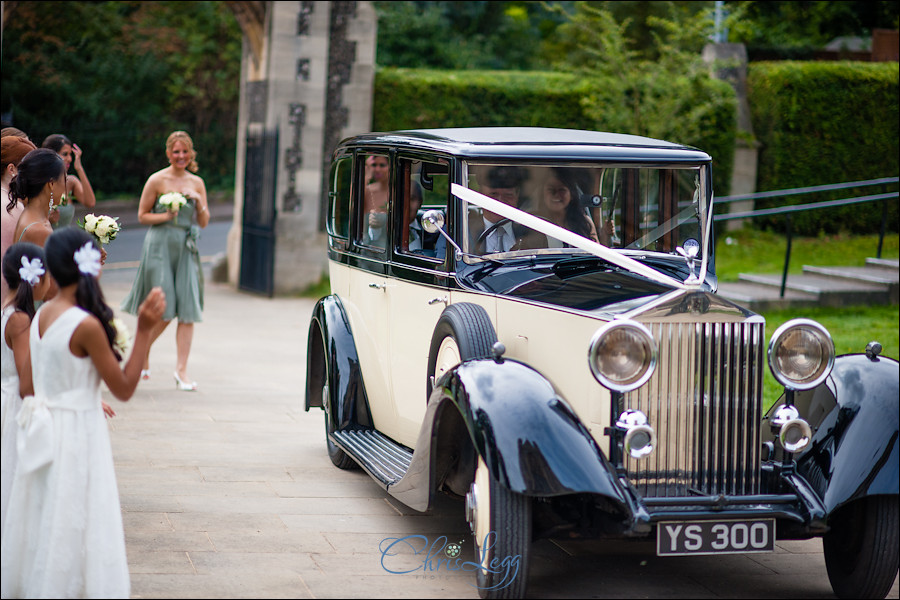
xmin=0 ymin=306 xmax=130 ymax=599
xmin=1 ymin=305 xmax=22 ymax=538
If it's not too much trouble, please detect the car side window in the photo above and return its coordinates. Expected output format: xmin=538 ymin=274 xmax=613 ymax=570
xmin=327 ymin=155 xmax=352 ymax=242
xmin=397 ymin=157 xmax=448 ymax=261
xmin=356 ymin=153 xmax=391 ymax=252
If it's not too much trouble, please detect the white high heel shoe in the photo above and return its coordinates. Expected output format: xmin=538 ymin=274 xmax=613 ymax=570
xmin=173 ymin=371 xmax=197 ymax=391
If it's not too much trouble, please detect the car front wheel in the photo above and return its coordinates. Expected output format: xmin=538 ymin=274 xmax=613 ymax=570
xmin=823 ymin=495 xmax=899 ymax=599
xmin=426 ymin=302 xmax=497 ymax=398
xmin=466 ymin=456 xmax=531 ymax=599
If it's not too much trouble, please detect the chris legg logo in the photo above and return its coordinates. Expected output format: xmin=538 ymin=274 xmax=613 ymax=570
xmin=379 ymin=532 xmax=520 ymax=591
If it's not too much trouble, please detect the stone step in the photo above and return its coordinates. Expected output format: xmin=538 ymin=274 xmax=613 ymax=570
xmin=737 ymin=272 xmax=892 ymax=307
xmin=716 ymin=281 xmax=820 ymax=312
xmin=802 ymin=264 xmax=899 ymax=284
xmin=865 ymin=256 xmax=900 ymax=270
xmin=802 ymin=264 xmax=899 ymax=303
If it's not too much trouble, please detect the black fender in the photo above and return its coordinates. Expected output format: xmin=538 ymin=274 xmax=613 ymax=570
xmin=789 ymin=353 xmax=899 ymax=514
xmin=305 ymin=295 xmax=372 ymax=429
xmin=389 ymin=354 xmax=629 ymax=513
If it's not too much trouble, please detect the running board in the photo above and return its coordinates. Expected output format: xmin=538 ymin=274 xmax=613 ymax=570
xmin=331 ymin=429 xmax=413 ymax=486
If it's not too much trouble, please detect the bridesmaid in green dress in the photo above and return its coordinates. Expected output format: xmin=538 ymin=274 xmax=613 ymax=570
xmin=41 ymin=134 xmax=96 ymax=229
xmin=120 ymin=131 xmax=210 ymax=391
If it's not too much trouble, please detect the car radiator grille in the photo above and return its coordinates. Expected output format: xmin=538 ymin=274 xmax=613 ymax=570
xmin=623 ymin=320 xmax=765 ymax=498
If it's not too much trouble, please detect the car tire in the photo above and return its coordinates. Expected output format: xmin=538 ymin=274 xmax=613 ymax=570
xmin=323 ymin=382 xmax=358 ymax=470
xmin=426 ymin=303 xmax=497 ymax=398
xmin=823 ymin=495 xmax=899 ymax=599
xmin=467 ymin=456 xmax=531 ymax=599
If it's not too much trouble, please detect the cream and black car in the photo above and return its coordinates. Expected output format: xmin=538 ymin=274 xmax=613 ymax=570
xmin=305 ymin=128 xmax=898 ymax=599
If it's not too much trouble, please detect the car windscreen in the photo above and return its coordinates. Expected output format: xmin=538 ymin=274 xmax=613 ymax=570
xmin=459 ymin=163 xmax=709 ymax=283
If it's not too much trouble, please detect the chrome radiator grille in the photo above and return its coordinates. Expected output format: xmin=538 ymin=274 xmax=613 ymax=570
xmin=623 ymin=320 xmax=765 ymax=497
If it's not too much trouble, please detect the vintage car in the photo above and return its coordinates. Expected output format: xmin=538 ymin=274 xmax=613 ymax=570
xmin=305 ymin=127 xmax=898 ymax=599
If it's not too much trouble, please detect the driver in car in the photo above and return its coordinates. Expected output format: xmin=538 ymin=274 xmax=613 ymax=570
xmin=469 ymin=166 xmax=543 ymax=254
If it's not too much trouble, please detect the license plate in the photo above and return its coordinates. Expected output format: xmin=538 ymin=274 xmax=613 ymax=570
xmin=657 ymin=519 xmax=775 ymax=556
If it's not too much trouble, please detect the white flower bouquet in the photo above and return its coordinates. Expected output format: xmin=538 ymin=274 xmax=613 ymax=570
xmin=111 ymin=318 xmax=131 ymax=356
xmin=158 ymin=192 xmax=188 ymax=224
xmin=79 ymin=213 xmax=121 ymax=245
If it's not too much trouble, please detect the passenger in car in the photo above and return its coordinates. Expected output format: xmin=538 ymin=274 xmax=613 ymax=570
xmin=363 ymin=155 xmax=389 ymax=248
xmin=535 ymin=167 xmax=600 ymax=247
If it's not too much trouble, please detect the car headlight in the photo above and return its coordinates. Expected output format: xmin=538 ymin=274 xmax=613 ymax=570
xmin=768 ymin=319 xmax=834 ymax=390
xmin=589 ymin=320 xmax=657 ymax=392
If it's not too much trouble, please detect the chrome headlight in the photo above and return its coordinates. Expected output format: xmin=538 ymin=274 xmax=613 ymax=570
xmin=589 ymin=320 xmax=657 ymax=392
xmin=768 ymin=319 xmax=834 ymax=390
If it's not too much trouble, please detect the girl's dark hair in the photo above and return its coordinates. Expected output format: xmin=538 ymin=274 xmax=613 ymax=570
xmin=41 ymin=133 xmax=73 ymax=154
xmin=551 ymin=167 xmax=593 ymax=239
xmin=7 ymin=148 xmax=65 ymax=213
xmin=1 ymin=242 xmax=45 ymax=320
xmin=44 ymin=227 xmax=121 ymax=360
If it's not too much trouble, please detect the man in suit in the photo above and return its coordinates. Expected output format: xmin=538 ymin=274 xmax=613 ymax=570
xmin=468 ymin=166 xmax=541 ymax=254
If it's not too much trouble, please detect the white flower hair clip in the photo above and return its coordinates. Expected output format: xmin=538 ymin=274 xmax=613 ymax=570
xmin=18 ymin=256 xmax=45 ymax=286
xmin=73 ymin=242 xmax=102 ymax=277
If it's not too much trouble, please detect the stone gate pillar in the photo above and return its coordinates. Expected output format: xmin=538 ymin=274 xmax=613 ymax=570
xmin=227 ymin=1 xmax=376 ymax=294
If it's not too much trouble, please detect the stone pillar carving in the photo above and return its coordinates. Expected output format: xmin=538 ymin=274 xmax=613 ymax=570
xmin=228 ymin=1 xmax=376 ymax=294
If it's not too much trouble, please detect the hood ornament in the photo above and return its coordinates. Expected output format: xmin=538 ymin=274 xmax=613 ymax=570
xmin=676 ymin=239 xmax=701 ymax=285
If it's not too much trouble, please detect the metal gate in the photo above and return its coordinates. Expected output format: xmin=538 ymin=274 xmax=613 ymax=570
xmin=239 ymin=128 xmax=278 ymax=296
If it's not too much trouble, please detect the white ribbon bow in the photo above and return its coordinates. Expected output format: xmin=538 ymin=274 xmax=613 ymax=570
xmin=18 ymin=256 xmax=45 ymax=286
xmin=74 ymin=241 xmax=102 ymax=277
xmin=16 ymin=395 xmax=54 ymax=473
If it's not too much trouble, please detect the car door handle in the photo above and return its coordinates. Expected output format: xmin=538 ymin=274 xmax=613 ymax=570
xmin=428 ymin=296 xmax=448 ymax=306
xmin=369 ymin=282 xmax=386 ymax=290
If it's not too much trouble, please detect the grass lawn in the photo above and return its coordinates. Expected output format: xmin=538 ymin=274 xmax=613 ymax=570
xmin=714 ymin=230 xmax=898 ymax=282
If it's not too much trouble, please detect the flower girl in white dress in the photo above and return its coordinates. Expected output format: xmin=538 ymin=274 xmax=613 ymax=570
xmin=0 ymin=228 xmax=166 ymax=598
xmin=1 ymin=242 xmax=51 ymax=537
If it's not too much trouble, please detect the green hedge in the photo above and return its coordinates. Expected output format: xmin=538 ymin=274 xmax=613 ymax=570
xmin=373 ymin=68 xmax=596 ymax=130
xmin=748 ymin=61 xmax=899 ymax=235
xmin=372 ymin=68 xmax=735 ymax=195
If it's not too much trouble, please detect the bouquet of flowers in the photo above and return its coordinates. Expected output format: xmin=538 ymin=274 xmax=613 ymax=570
xmin=110 ymin=318 xmax=131 ymax=356
xmin=79 ymin=214 xmax=121 ymax=245
xmin=158 ymin=192 xmax=188 ymax=225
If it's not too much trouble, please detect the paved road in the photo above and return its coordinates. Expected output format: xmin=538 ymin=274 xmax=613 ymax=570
xmin=97 ymin=277 xmax=899 ymax=599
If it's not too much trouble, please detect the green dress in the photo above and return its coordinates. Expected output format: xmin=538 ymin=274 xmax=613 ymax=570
xmin=51 ymin=200 xmax=75 ymax=229
xmin=120 ymin=197 xmax=204 ymax=322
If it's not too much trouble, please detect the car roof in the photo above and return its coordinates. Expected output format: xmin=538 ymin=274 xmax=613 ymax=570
xmin=337 ymin=127 xmax=711 ymax=162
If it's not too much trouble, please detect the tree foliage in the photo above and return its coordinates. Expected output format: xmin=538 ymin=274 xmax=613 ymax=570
xmin=1 ymin=1 xmax=241 ymax=195
xmin=542 ymin=3 xmax=737 ymax=173
xmin=373 ymin=1 xmax=569 ymax=70
xmin=728 ymin=0 xmax=899 ymax=50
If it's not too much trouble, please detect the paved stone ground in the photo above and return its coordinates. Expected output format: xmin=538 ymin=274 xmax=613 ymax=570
xmin=99 ymin=279 xmax=899 ymax=599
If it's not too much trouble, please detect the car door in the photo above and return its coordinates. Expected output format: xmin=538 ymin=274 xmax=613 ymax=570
xmin=343 ymin=150 xmax=395 ymax=433
xmin=386 ymin=154 xmax=452 ymax=448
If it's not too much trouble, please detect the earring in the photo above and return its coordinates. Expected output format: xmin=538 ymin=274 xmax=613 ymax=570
xmin=49 ymin=190 xmax=55 ymax=210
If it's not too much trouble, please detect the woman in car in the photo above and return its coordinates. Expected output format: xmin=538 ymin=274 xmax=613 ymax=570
xmin=534 ymin=167 xmax=599 ymax=246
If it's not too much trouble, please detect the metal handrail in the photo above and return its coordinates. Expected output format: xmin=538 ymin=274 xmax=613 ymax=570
xmin=715 ymin=177 xmax=898 ymax=204
xmin=712 ymin=177 xmax=899 ymax=298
